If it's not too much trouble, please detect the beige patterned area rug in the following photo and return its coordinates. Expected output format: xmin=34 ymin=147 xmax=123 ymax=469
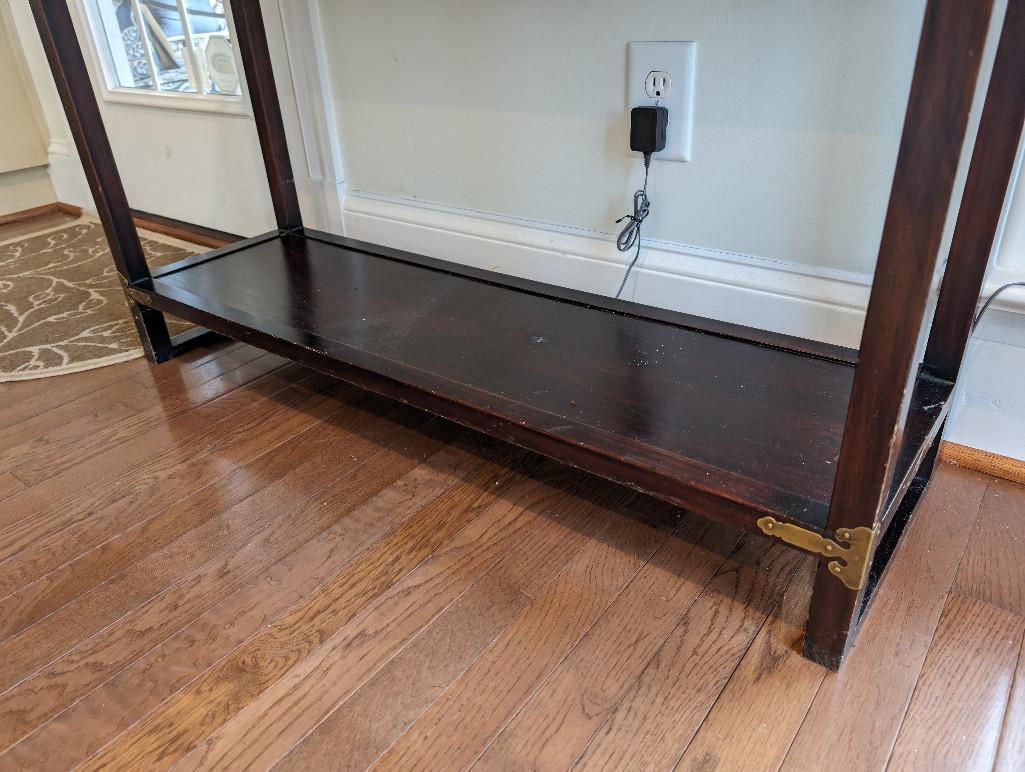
xmin=0 ymin=217 xmax=197 ymax=381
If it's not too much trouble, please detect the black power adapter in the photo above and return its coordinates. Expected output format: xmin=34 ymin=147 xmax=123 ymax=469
xmin=629 ymin=105 xmax=668 ymax=154
xmin=615 ymin=105 xmax=669 ymax=298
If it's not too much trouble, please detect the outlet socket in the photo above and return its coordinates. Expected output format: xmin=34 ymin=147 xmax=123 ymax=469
xmin=627 ymin=41 xmax=696 ymax=162
xmin=645 ymin=71 xmax=672 ymax=99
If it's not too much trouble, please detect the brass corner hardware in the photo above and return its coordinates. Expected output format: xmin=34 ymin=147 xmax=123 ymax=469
xmin=756 ymin=517 xmax=879 ymax=591
xmin=120 ymin=278 xmax=152 ymax=306
xmin=125 ymin=286 xmax=152 ymax=305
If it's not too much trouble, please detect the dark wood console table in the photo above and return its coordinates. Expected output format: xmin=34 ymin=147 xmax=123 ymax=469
xmin=28 ymin=0 xmax=1025 ymax=669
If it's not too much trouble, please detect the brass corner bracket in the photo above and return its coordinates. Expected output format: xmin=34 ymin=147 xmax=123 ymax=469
xmin=118 ymin=274 xmax=152 ymax=306
xmin=757 ymin=517 xmax=879 ymax=590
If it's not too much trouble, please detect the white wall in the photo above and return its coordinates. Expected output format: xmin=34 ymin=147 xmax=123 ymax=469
xmin=0 ymin=0 xmax=55 ymax=214
xmin=323 ymin=0 xmax=924 ymax=275
xmin=314 ymin=0 xmax=1025 ymax=461
xmin=946 ymin=135 xmax=1025 ymax=459
xmin=0 ymin=167 xmax=55 ymax=214
xmin=6 ymin=0 xmax=1025 ymax=461
xmin=4 ymin=0 xmax=278 ymax=236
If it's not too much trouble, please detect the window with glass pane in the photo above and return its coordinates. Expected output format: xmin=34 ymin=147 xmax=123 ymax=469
xmin=88 ymin=0 xmax=241 ymax=96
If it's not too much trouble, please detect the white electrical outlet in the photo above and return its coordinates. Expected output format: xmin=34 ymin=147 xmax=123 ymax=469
xmin=645 ymin=71 xmax=672 ymax=99
xmin=627 ymin=41 xmax=697 ymax=162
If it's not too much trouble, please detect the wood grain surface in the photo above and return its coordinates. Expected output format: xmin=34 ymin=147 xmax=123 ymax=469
xmin=0 ymin=351 xmax=1019 ymax=772
xmin=0 ymin=231 xmax=1021 ymax=771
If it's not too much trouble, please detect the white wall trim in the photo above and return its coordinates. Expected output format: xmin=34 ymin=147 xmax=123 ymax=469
xmin=341 ymin=190 xmax=1025 ymax=352
xmin=342 ymin=190 xmax=874 ymax=348
xmin=342 ymin=189 xmax=1025 ymax=459
xmin=273 ymin=0 xmax=345 ymax=234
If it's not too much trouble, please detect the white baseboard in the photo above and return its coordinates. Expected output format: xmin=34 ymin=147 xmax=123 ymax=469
xmin=342 ymin=191 xmax=874 ymax=348
xmin=46 ymin=138 xmax=92 ymax=211
xmin=340 ymin=190 xmax=1025 ymax=461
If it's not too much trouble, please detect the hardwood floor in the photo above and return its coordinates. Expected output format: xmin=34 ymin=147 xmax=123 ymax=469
xmin=1 ymin=345 xmax=1022 ymax=771
xmin=0 ymin=212 xmax=1022 ymax=770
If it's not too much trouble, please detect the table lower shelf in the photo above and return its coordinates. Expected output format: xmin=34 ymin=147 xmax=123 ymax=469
xmin=132 ymin=228 xmax=947 ymax=536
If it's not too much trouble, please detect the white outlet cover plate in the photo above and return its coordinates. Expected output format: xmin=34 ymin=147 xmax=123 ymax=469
xmin=627 ymin=41 xmax=697 ymax=162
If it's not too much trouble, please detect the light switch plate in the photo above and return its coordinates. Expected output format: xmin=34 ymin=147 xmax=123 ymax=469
xmin=627 ymin=41 xmax=697 ymax=162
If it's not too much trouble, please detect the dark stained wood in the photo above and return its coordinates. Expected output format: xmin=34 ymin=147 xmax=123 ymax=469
xmin=23 ymin=0 xmax=1019 ymax=690
xmin=304 ymin=229 xmax=860 ymax=366
xmin=952 ymin=478 xmax=1025 ymax=616
xmin=924 ymin=0 xmax=1025 ymax=381
xmin=228 ymin=0 xmax=302 ymax=230
xmin=26 ymin=0 xmax=173 ymax=361
xmin=887 ymin=594 xmax=1024 ymax=771
xmin=138 ymin=231 xmax=855 ymax=533
xmin=131 ymin=209 xmax=240 ymax=249
xmin=804 ymin=0 xmax=995 ymax=668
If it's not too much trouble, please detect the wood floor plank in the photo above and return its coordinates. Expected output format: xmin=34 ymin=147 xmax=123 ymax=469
xmin=0 ymin=367 xmax=338 ymax=598
xmin=0 ymin=210 xmax=78 ymax=240
xmin=571 ymin=536 xmax=802 ymax=772
xmin=0 ymin=363 xmax=140 ymax=431
xmin=0 ymin=340 xmax=240 ymax=433
xmin=276 ymin=575 xmax=532 ymax=772
xmin=473 ymin=519 xmax=742 ymax=771
xmin=7 ymin=353 xmax=286 ymax=488
xmin=782 ymin=464 xmax=991 ymax=772
xmin=0 ymin=436 xmax=494 ymax=769
xmin=674 ymin=558 xmax=822 ymax=772
xmin=0 ymin=399 xmax=146 ymax=475
xmin=995 ymin=634 xmax=1025 ymax=772
xmin=887 ymin=593 xmax=1024 ymax=771
xmin=0 ymin=345 xmax=266 ymax=471
xmin=178 ymin=469 xmax=640 ymax=771
xmin=953 ymin=478 xmax=1025 ymax=616
xmin=0 ymin=419 xmax=459 ymax=754
xmin=127 ymin=340 xmax=267 ymax=395
xmin=0 ymin=367 xmax=338 ymax=565
xmin=369 ymin=498 xmax=678 ymax=771
xmin=0 ymin=473 xmax=25 ymax=502
xmin=76 ymin=442 xmax=536 ymax=770
xmin=0 ymin=393 xmax=429 ymax=640
xmin=0 ymin=400 xmax=434 ymax=699
xmin=0 ymin=355 xmax=308 ymax=532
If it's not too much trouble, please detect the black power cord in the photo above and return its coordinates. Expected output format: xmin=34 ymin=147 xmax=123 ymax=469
xmin=972 ymin=281 xmax=1025 ymax=331
xmin=614 ymin=105 xmax=667 ymax=299
xmin=614 ymin=152 xmax=652 ymax=299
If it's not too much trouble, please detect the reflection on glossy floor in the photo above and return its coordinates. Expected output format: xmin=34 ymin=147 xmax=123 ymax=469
xmin=0 ymin=340 xmax=1020 ymax=766
xmin=0 ymin=311 xmax=1022 ymax=769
